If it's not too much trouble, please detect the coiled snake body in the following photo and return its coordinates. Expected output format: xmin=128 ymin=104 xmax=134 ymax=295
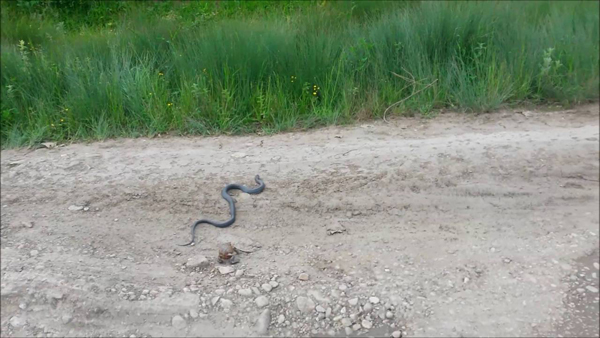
xmin=179 ymin=175 xmax=265 ymax=247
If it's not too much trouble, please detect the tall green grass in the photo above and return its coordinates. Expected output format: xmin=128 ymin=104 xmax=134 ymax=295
xmin=1 ymin=1 xmax=598 ymax=147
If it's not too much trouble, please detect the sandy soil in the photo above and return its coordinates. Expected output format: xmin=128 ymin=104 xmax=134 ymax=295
xmin=1 ymin=104 xmax=599 ymax=338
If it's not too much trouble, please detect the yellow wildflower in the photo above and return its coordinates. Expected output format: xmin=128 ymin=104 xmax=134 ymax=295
xmin=159 ymin=72 xmax=164 ymax=76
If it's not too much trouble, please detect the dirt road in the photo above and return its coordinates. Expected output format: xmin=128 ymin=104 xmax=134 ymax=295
xmin=1 ymin=104 xmax=599 ymax=338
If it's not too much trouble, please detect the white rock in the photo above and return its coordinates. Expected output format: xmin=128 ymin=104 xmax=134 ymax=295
xmin=345 ymin=327 xmax=354 ymax=335
xmin=255 ymin=309 xmax=271 ymax=335
xmin=18 ymin=303 xmax=27 ymax=310
xmin=362 ymin=319 xmax=373 ymax=329
xmin=255 ymin=296 xmax=269 ymax=308
xmin=386 ymin=311 xmax=394 ymax=319
xmin=353 ymin=323 xmax=362 ymax=331
xmin=269 ymin=281 xmax=279 ymax=288
xmin=252 ymin=287 xmax=261 ymax=295
xmin=296 ymin=296 xmax=316 ymax=314
xmin=235 ymin=269 xmax=245 ymax=277
xmin=218 ymin=266 xmax=235 ymax=275
xmin=369 ymin=297 xmax=380 ymax=304
xmin=262 ymin=283 xmax=273 ymax=292
xmin=363 ymin=303 xmax=373 ymax=312
xmin=277 ymin=314 xmax=285 ymax=324
xmin=326 ymin=307 xmax=332 ymax=318
xmin=30 ymin=250 xmax=39 ymax=257
xmin=172 ymin=315 xmax=186 ymax=328
xmin=392 ymin=330 xmax=402 ymax=338
xmin=341 ymin=318 xmax=353 ymax=327
xmin=211 ymin=296 xmax=220 ymax=306
xmin=339 ymin=284 xmax=348 ymax=291
xmin=220 ymin=299 xmax=233 ymax=309
xmin=47 ymin=289 xmax=64 ymax=300
xmin=189 ymin=309 xmax=199 ymax=318
xmin=9 ymin=316 xmax=26 ymax=327
xmin=594 ymin=262 xmax=599 ymax=270
xmin=299 ymin=273 xmax=309 ymax=281
xmin=586 ymin=286 xmax=599 ymax=293
xmin=238 ymin=289 xmax=253 ymax=297
xmin=316 ymin=305 xmax=326 ymax=313
xmin=215 ymin=289 xmax=225 ymax=295
xmin=61 ymin=314 xmax=73 ymax=324
xmin=68 ymin=205 xmax=84 ymax=211
xmin=348 ymin=298 xmax=359 ymax=306
xmin=186 ymin=255 xmax=209 ymax=269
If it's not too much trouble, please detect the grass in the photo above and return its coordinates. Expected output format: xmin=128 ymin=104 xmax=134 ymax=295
xmin=1 ymin=0 xmax=598 ymax=148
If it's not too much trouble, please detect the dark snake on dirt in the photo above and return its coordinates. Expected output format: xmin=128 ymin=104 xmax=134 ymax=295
xmin=179 ymin=175 xmax=265 ymax=247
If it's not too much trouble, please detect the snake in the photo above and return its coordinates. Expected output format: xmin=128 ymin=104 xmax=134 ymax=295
xmin=179 ymin=175 xmax=265 ymax=247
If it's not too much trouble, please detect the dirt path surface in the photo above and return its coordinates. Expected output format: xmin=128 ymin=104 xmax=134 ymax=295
xmin=2 ymin=104 xmax=599 ymax=338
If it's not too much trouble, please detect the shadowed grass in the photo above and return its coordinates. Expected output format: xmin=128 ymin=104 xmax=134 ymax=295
xmin=1 ymin=0 xmax=598 ymax=147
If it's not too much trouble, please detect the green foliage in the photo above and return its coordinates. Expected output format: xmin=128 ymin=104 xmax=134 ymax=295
xmin=0 ymin=0 xmax=598 ymax=147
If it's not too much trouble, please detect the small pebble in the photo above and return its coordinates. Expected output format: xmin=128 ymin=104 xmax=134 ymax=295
xmin=220 ymin=299 xmax=233 ymax=309
xmin=235 ymin=269 xmax=245 ymax=277
xmin=345 ymin=327 xmax=354 ymax=335
xmin=277 ymin=314 xmax=285 ymax=324
xmin=362 ymin=319 xmax=373 ymax=329
xmin=369 ymin=297 xmax=380 ymax=304
xmin=61 ymin=314 xmax=73 ymax=324
xmin=348 ymin=298 xmax=359 ymax=306
xmin=269 ymin=281 xmax=279 ymax=288
xmin=341 ymin=318 xmax=353 ymax=327
xmin=339 ymin=284 xmax=348 ymax=291
xmin=363 ymin=303 xmax=373 ymax=312
xmin=18 ymin=303 xmax=27 ymax=310
xmin=594 ymin=262 xmax=599 ymax=270
xmin=316 ymin=305 xmax=326 ymax=313
xmin=218 ymin=266 xmax=235 ymax=275
xmin=238 ymin=289 xmax=253 ymax=297
xmin=30 ymin=250 xmax=39 ymax=257
xmin=262 ymin=283 xmax=273 ymax=292
xmin=392 ymin=330 xmax=403 ymax=338
xmin=189 ymin=309 xmax=199 ymax=318
xmin=172 ymin=315 xmax=186 ymax=328
xmin=299 ymin=273 xmax=309 ymax=281
xmin=352 ymin=323 xmax=362 ymax=331
xmin=586 ymin=286 xmax=599 ymax=293
xmin=386 ymin=310 xmax=394 ymax=319
xmin=255 ymin=296 xmax=269 ymax=308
